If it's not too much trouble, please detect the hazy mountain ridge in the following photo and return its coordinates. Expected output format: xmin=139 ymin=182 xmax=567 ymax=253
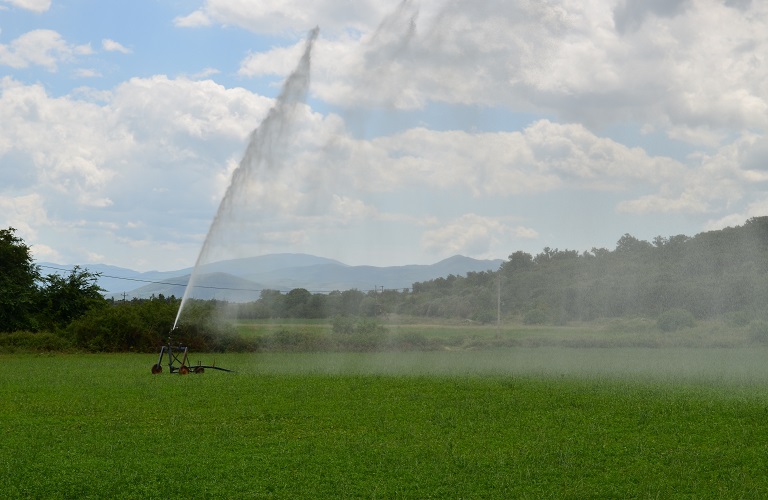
xmin=39 ymin=254 xmax=503 ymax=301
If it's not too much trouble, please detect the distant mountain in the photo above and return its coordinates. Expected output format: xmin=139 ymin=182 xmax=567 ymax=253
xmin=123 ymin=272 xmax=265 ymax=302
xmin=38 ymin=262 xmax=191 ymax=296
xmin=243 ymin=255 xmax=504 ymax=292
xmin=195 ymin=253 xmax=346 ymax=275
xmin=40 ymin=253 xmax=504 ymax=302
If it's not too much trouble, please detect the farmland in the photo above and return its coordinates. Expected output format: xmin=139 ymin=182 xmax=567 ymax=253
xmin=3 ymin=344 xmax=768 ymax=498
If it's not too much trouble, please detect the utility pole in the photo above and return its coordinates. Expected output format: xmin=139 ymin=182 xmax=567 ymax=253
xmin=497 ymin=274 xmax=501 ymax=334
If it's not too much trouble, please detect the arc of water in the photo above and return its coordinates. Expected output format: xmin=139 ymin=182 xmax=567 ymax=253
xmin=173 ymin=27 xmax=320 ymax=329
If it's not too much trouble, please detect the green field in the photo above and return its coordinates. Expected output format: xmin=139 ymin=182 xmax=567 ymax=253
xmin=232 ymin=315 xmax=767 ymax=350
xmin=3 ymin=347 xmax=768 ymax=498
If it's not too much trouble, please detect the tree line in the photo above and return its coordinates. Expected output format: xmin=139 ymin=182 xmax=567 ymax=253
xmin=408 ymin=216 xmax=768 ymax=325
xmin=3 ymin=217 xmax=768 ymax=352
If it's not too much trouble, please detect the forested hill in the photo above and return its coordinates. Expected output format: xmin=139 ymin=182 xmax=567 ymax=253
xmin=408 ymin=217 xmax=768 ymax=323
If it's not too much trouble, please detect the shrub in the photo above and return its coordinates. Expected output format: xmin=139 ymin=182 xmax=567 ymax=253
xmin=331 ymin=315 xmax=355 ymax=334
xmin=723 ymin=310 xmax=754 ymax=327
xmin=0 ymin=331 xmax=72 ymax=352
xmin=260 ymin=328 xmax=332 ymax=351
xmin=657 ymin=308 xmax=695 ymax=332
xmin=355 ymin=317 xmax=386 ymax=335
xmin=523 ymin=308 xmax=548 ymax=325
xmin=748 ymin=320 xmax=768 ymax=344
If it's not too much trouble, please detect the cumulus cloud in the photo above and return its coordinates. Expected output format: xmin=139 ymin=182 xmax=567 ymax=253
xmin=225 ymin=0 xmax=768 ymax=143
xmin=73 ymin=68 xmax=101 ymax=78
xmin=421 ymin=214 xmax=536 ymax=258
xmin=613 ymin=0 xmax=691 ymax=34
xmin=177 ymin=0 xmax=388 ymax=35
xmin=0 ymin=193 xmax=49 ymax=238
xmin=0 ymin=29 xmax=92 ymax=71
xmin=190 ymin=67 xmax=221 ymax=79
xmin=173 ymin=9 xmax=213 ymax=28
xmin=705 ymin=199 xmax=768 ymax=232
xmin=322 ymin=120 xmax=686 ymax=201
xmin=4 ymin=0 xmax=768 ymax=268
xmin=0 ymin=75 xmax=314 ymax=267
xmin=101 ymin=39 xmax=131 ymax=54
xmin=0 ymin=0 xmax=50 ymax=13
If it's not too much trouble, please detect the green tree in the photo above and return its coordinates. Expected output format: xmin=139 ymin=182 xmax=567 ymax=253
xmin=38 ymin=265 xmax=107 ymax=330
xmin=0 ymin=228 xmax=40 ymax=332
xmin=285 ymin=288 xmax=312 ymax=317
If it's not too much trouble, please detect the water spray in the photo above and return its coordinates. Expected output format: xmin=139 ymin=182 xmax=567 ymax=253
xmin=172 ymin=26 xmax=319 ymax=330
xmin=153 ymin=28 xmax=320 ymax=374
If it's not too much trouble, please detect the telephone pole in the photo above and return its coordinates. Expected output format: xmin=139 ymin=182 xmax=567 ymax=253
xmin=496 ymin=274 xmax=501 ymax=333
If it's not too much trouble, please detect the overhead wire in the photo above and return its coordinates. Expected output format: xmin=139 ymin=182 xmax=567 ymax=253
xmin=36 ymin=264 xmax=376 ymax=294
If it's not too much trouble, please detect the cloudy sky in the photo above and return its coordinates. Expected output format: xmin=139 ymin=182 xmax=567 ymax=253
xmin=1 ymin=0 xmax=767 ymax=272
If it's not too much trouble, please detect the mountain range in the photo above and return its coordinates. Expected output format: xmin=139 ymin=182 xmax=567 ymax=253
xmin=39 ymin=254 xmax=504 ymax=302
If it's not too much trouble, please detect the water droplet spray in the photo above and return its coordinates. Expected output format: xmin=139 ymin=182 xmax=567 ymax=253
xmin=173 ymin=27 xmax=320 ymax=329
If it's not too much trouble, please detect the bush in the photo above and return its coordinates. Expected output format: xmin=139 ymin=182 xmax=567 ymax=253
xmin=657 ymin=308 xmax=695 ymax=332
xmin=723 ymin=310 xmax=754 ymax=327
xmin=331 ymin=315 xmax=355 ymax=334
xmin=523 ymin=308 xmax=548 ymax=325
xmin=355 ymin=317 xmax=386 ymax=335
xmin=258 ymin=328 xmax=333 ymax=352
xmin=748 ymin=320 xmax=768 ymax=344
xmin=0 ymin=331 xmax=72 ymax=352
xmin=66 ymin=302 xmax=171 ymax=352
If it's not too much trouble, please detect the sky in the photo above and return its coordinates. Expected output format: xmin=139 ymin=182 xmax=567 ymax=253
xmin=1 ymin=0 xmax=767 ymax=272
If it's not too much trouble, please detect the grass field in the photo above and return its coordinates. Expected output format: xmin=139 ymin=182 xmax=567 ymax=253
xmin=233 ymin=315 xmax=766 ymax=350
xmin=3 ymin=347 xmax=768 ymax=498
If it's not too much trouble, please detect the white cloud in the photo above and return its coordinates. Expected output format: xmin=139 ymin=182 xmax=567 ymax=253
xmin=73 ymin=68 xmax=102 ymax=78
xmin=173 ymin=9 xmax=212 ymax=28
xmin=705 ymin=199 xmax=768 ymax=232
xmin=0 ymin=75 xmax=284 ymax=267
xmin=421 ymin=214 xmax=534 ymax=258
xmin=4 ymin=0 xmax=768 ymax=270
xmin=190 ymin=67 xmax=221 ymax=79
xmin=0 ymin=29 xmax=92 ymax=71
xmin=32 ymin=243 xmax=62 ymax=262
xmin=239 ymin=43 xmax=305 ymax=78
xmin=323 ymin=120 xmax=685 ymax=201
xmin=0 ymin=193 xmax=49 ymax=238
xmin=223 ymin=0 xmax=767 ymax=143
xmin=101 ymin=39 xmax=131 ymax=54
xmin=178 ymin=0 xmax=389 ymax=35
xmin=0 ymin=0 xmax=50 ymax=13
xmin=617 ymin=131 xmax=768 ymax=215
xmin=0 ymin=80 xmax=118 ymax=206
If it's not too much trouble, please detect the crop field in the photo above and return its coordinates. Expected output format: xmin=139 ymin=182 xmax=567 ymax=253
xmin=3 ymin=343 xmax=768 ymax=498
xmin=232 ymin=315 xmax=766 ymax=350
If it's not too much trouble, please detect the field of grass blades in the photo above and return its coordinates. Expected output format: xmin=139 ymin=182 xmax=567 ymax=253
xmin=2 ymin=351 xmax=768 ymax=497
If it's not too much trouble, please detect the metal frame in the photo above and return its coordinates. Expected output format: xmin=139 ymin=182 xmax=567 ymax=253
xmin=151 ymin=332 xmax=234 ymax=374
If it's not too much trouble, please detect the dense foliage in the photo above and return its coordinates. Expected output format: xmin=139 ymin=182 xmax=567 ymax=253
xmin=0 ymin=228 xmax=113 ymax=334
xmin=407 ymin=216 xmax=768 ymax=324
xmin=4 ymin=217 xmax=768 ymax=352
xmin=0 ymin=228 xmax=40 ymax=332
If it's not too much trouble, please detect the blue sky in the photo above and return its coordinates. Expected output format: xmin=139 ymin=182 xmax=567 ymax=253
xmin=2 ymin=0 xmax=768 ymax=272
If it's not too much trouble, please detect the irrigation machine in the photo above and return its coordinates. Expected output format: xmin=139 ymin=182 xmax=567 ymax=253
xmin=151 ymin=329 xmax=234 ymax=375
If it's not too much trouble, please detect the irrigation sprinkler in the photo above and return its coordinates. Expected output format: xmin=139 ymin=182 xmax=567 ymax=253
xmin=151 ymin=329 xmax=235 ymax=375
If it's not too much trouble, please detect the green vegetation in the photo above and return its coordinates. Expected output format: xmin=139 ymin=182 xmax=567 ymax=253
xmin=5 ymin=217 xmax=768 ymax=353
xmin=2 ymin=352 xmax=768 ymax=498
xmin=0 ymin=227 xmax=108 ymax=336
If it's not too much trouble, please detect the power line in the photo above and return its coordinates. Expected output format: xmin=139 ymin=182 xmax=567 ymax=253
xmin=36 ymin=264 xmax=372 ymax=294
xmin=38 ymin=264 xmax=280 ymax=292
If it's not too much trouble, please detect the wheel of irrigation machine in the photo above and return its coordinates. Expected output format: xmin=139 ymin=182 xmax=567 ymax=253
xmin=151 ymin=364 xmax=162 ymax=374
xmin=179 ymin=365 xmax=190 ymax=375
